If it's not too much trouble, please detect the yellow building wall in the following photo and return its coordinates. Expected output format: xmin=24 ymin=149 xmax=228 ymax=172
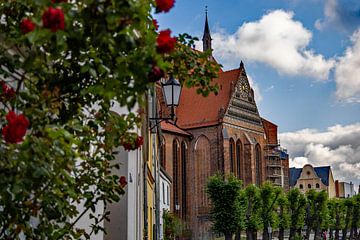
xmin=328 ymin=170 xmax=336 ymax=198
xmin=147 ymin=179 xmax=154 ymax=240
xmin=146 ymin=132 xmax=158 ymax=240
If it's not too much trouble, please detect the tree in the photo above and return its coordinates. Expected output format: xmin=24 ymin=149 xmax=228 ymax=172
xmin=0 ymin=0 xmax=218 ymax=238
xmin=328 ymin=198 xmax=345 ymax=240
xmin=349 ymin=194 xmax=360 ymax=240
xmin=277 ymin=191 xmax=290 ymax=240
xmin=287 ymin=188 xmax=306 ymax=240
xmin=244 ymin=184 xmax=262 ymax=240
xmin=304 ymin=190 xmax=328 ymax=240
xmin=207 ymin=174 xmax=244 ymax=240
xmin=342 ymin=198 xmax=354 ymax=240
xmin=258 ymin=182 xmax=282 ymax=240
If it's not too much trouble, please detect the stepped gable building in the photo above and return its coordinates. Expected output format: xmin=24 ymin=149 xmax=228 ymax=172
xmin=290 ymin=164 xmax=336 ymax=198
xmin=156 ymin=13 xmax=289 ymax=239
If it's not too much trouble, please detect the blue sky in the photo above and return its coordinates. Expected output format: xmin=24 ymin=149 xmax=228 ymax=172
xmin=157 ymin=0 xmax=360 ymax=188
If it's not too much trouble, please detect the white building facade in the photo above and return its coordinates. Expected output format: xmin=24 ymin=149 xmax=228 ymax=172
xmin=159 ymin=169 xmax=171 ymax=240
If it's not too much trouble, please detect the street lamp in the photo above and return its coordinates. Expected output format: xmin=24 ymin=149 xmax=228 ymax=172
xmin=150 ymin=75 xmax=182 ymax=129
xmin=162 ymin=75 xmax=181 ymax=120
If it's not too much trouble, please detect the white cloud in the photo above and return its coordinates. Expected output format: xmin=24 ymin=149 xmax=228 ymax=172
xmin=211 ymin=10 xmax=335 ymax=80
xmin=280 ymin=123 xmax=360 ymax=187
xmin=315 ymin=0 xmax=338 ymax=31
xmin=291 ymin=156 xmax=310 ymax=168
xmin=335 ymin=29 xmax=360 ymax=102
xmin=315 ymin=0 xmax=360 ymax=32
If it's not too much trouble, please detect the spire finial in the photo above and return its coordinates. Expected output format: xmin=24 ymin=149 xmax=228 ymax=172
xmin=202 ymin=6 xmax=212 ymax=52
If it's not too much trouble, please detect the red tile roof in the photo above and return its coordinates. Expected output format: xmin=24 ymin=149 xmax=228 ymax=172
xmin=176 ymin=68 xmax=240 ymax=129
xmin=160 ymin=121 xmax=191 ymax=136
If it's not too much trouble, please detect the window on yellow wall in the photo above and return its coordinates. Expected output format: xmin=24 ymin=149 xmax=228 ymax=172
xmin=316 ymin=183 xmax=320 ymax=188
xmin=300 ymin=184 xmax=303 ymax=189
xmin=308 ymin=184 xmax=312 ymax=189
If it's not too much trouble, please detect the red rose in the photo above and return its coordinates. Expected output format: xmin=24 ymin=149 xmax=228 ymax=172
xmin=42 ymin=7 xmax=65 ymax=32
xmin=52 ymin=0 xmax=68 ymax=3
xmin=135 ymin=136 xmax=144 ymax=148
xmin=1 ymin=81 xmax=16 ymax=100
xmin=2 ymin=111 xmax=29 ymax=144
xmin=148 ymin=65 xmax=164 ymax=82
xmin=152 ymin=19 xmax=159 ymax=30
xmin=156 ymin=29 xmax=177 ymax=54
xmin=155 ymin=0 xmax=175 ymax=13
xmin=121 ymin=135 xmax=143 ymax=151
xmin=119 ymin=176 xmax=128 ymax=188
xmin=122 ymin=141 xmax=133 ymax=151
xmin=20 ymin=18 xmax=35 ymax=34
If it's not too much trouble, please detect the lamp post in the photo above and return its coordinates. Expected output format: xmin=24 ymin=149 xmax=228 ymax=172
xmin=150 ymin=75 xmax=182 ymax=127
xmin=149 ymin=75 xmax=181 ymax=240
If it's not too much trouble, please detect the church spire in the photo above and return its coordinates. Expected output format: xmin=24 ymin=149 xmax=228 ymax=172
xmin=202 ymin=6 xmax=212 ymax=52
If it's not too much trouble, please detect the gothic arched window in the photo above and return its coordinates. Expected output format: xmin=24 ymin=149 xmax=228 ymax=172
xmin=229 ymin=138 xmax=235 ymax=174
xmin=236 ymin=140 xmax=242 ymax=179
xmin=160 ymin=137 xmax=166 ymax=169
xmin=173 ymin=139 xmax=179 ymax=212
xmin=195 ymin=135 xmax=211 ymax=213
xmin=181 ymin=141 xmax=187 ymax=219
xmin=255 ymin=144 xmax=261 ymax=185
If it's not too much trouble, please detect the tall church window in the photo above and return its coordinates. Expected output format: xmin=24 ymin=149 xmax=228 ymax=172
xmin=236 ymin=140 xmax=242 ymax=179
xmin=173 ymin=139 xmax=179 ymax=212
xmin=181 ymin=141 xmax=187 ymax=219
xmin=255 ymin=144 xmax=261 ymax=185
xmin=160 ymin=137 xmax=166 ymax=169
xmin=229 ymin=138 xmax=235 ymax=174
xmin=195 ymin=135 xmax=211 ymax=214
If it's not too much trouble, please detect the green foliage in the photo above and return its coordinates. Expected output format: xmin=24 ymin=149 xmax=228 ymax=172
xmin=0 ymin=0 xmax=219 ymax=238
xmin=304 ymin=190 xmax=328 ymax=238
xmin=277 ymin=192 xmax=290 ymax=230
xmin=258 ymin=182 xmax=281 ymax=229
xmin=351 ymin=194 xmax=360 ymax=228
xmin=206 ymin=174 xmax=360 ymax=240
xmin=244 ymin=184 xmax=262 ymax=232
xmin=163 ymin=210 xmax=183 ymax=240
xmin=287 ymin=188 xmax=306 ymax=231
xmin=207 ymin=173 xmax=244 ymax=237
xmin=327 ymin=198 xmax=345 ymax=231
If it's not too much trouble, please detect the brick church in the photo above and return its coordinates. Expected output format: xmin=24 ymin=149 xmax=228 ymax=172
xmin=156 ymin=13 xmax=289 ymax=239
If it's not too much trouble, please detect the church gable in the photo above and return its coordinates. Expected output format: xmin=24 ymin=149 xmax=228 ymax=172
xmin=225 ymin=62 xmax=262 ymax=126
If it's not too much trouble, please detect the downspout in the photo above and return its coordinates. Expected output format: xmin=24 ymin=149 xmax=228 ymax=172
xmin=153 ymin=88 xmax=161 ymax=240
xmin=143 ymin=159 xmax=148 ymax=240
xmin=143 ymin=91 xmax=149 ymax=240
xmin=154 ymin=131 xmax=161 ymax=240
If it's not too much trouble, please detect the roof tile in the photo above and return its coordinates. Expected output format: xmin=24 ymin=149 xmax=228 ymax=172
xmin=177 ymin=68 xmax=240 ymax=129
